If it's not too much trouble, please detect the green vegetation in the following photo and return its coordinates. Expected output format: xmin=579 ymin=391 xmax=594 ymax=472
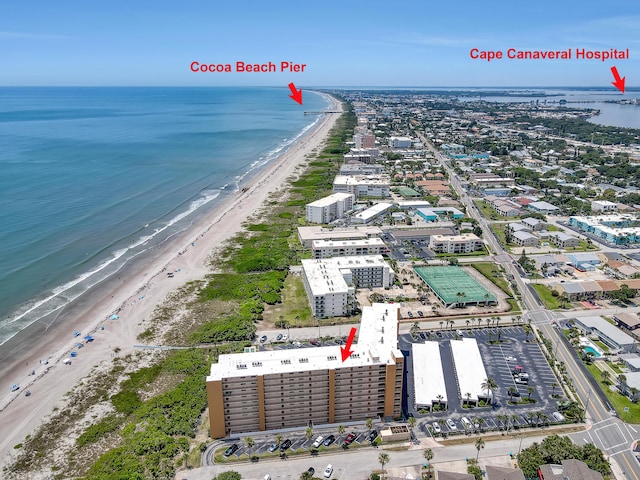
xmin=517 ymin=435 xmax=610 ymax=478
xmin=532 ymin=283 xmax=562 ymax=310
xmin=264 ymin=273 xmax=313 ymax=326
xmin=213 ymin=472 xmax=242 ymax=480
xmin=585 ymin=363 xmax=640 ymax=423
xmin=470 ymin=262 xmax=511 ymax=295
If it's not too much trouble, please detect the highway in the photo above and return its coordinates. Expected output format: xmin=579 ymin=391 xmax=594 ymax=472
xmin=420 ymin=133 xmax=640 ymax=479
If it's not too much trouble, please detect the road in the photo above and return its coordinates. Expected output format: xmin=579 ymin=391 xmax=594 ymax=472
xmin=418 ymin=133 xmax=640 ymax=480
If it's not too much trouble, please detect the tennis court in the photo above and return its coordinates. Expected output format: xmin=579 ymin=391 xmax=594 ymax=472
xmin=414 ymin=266 xmax=496 ymax=307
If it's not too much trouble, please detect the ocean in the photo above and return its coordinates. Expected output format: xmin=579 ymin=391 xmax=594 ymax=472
xmin=0 ymin=87 xmax=328 ymax=346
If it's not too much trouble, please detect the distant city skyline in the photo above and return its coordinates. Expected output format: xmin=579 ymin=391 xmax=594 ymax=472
xmin=1 ymin=1 xmax=638 ymax=87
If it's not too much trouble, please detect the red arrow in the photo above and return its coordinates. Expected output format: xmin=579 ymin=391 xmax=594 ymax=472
xmin=341 ymin=327 xmax=357 ymax=362
xmin=288 ymin=82 xmax=303 ymax=104
xmin=611 ymin=66 xmax=626 ymax=94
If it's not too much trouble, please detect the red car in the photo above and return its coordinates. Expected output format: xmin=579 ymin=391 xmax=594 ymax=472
xmin=343 ymin=432 xmax=357 ymax=445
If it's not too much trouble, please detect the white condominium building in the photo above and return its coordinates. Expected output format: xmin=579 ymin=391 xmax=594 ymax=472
xmin=312 ymin=237 xmax=387 ymax=259
xmin=429 ymin=234 xmax=484 ymax=254
xmin=305 ymin=193 xmax=355 ymax=224
xmin=333 ymin=175 xmax=391 ymax=199
xmin=302 ymin=255 xmax=394 ymax=317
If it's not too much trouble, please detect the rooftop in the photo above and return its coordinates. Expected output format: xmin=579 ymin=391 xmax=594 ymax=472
xmin=413 ymin=342 xmax=447 ymax=407
xmin=306 ymin=192 xmax=354 ymax=208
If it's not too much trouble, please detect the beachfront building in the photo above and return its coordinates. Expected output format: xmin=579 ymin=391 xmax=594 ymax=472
xmin=352 ymin=202 xmax=393 ymax=224
xmin=305 ymin=193 xmax=355 ymax=224
xmin=450 ymin=337 xmax=493 ymax=406
xmin=312 ymin=238 xmax=387 ymax=259
xmin=302 ymin=255 xmax=394 ymax=317
xmin=412 ymin=341 xmax=447 ymax=411
xmin=205 ymin=303 xmax=404 ymax=437
xmin=569 ymin=215 xmax=640 ymax=245
xmin=297 ymin=225 xmax=382 ymax=248
xmin=333 ymin=175 xmax=391 ymax=199
xmin=353 ymin=132 xmax=376 ymax=149
xmin=429 ymin=234 xmax=483 ymax=254
xmin=339 ymin=162 xmax=384 ymax=176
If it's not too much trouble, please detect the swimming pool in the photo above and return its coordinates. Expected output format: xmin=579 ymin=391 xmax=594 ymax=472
xmin=583 ymin=346 xmax=602 ymax=357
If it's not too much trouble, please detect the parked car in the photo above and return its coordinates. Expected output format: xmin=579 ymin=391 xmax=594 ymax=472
xmin=432 ymin=421 xmax=441 ymax=434
xmin=418 ymin=310 xmax=424 ymax=317
xmin=312 ymin=435 xmax=324 ymax=448
xmin=280 ymin=439 xmax=292 ymax=451
xmin=323 ymin=464 xmax=334 ymax=478
xmin=267 ymin=443 xmax=279 ymax=453
xmin=407 ymin=311 xmax=414 ymax=317
xmin=343 ymin=432 xmax=356 ymax=445
xmin=323 ymin=435 xmax=335 ymax=446
xmin=307 ymin=467 xmax=315 ymax=475
xmin=367 ymin=430 xmax=378 ymax=442
xmin=310 ymin=339 xmax=320 ymax=346
xmin=282 ymin=334 xmax=289 ymax=341
xmin=224 ymin=444 xmax=239 ymax=457
xmin=276 ymin=333 xmax=283 ymax=341
xmin=505 ymin=356 xmax=517 ymax=361
xmin=259 ymin=335 xmax=267 ymax=343
xmin=446 ymin=419 xmax=457 ymax=431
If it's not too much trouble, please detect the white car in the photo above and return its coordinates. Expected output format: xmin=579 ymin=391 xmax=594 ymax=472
xmin=282 ymin=334 xmax=289 ymax=341
xmin=432 ymin=421 xmax=441 ymax=433
xmin=446 ymin=419 xmax=457 ymax=431
xmin=323 ymin=464 xmax=333 ymax=478
xmin=505 ymin=356 xmax=517 ymax=361
xmin=312 ymin=435 xmax=324 ymax=448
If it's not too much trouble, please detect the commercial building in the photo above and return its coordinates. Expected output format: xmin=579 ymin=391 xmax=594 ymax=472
xmin=206 ymin=303 xmax=404 ymax=437
xmin=450 ymin=337 xmax=493 ymax=406
xmin=528 ymin=201 xmax=560 ymax=214
xmin=297 ymin=225 xmax=382 ymax=248
xmin=352 ymin=202 xmax=393 ymax=224
xmin=429 ymin=234 xmax=484 ymax=254
xmin=333 ymin=175 xmax=391 ymax=199
xmin=312 ymin=238 xmax=387 ymax=259
xmin=412 ymin=342 xmax=447 ymax=411
xmin=569 ymin=215 xmax=640 ymax=245
xmin=305 ymin=193 xmax=355 ymax=224
xmin=573 ymin=315 xmax=637 ymax=353
xmin=302 ymin=255 xmax=394 ymax=317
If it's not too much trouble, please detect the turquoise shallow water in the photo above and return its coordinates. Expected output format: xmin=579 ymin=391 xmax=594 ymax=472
xmin=0 ymin=87 xmax=327 ymax=345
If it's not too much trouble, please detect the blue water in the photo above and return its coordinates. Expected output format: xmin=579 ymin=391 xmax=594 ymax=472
xmin=583 ymin=346 xmax=602 ymax=357
xmin=0 ymin=87 xmax=328 ymax=345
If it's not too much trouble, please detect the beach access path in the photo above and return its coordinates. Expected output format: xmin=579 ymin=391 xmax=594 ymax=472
xmin=0 ymin=93 xmax=343 ymax=466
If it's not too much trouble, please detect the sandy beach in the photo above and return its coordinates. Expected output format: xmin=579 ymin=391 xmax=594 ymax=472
xmin=0 ymin=92 xmax=343 ymax=467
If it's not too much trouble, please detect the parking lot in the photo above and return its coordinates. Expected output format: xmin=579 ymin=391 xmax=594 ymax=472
xmin=209 ymin=427 xmax=378 ymax=468
xmin=401 ymin=325 xmax=568 ymax=437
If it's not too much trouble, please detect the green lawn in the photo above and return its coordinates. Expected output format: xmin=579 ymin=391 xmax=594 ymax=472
xmin=471 ymin=262 xmax=511 ymax=295
xmin=475 ymin=200 xmax=503 ymax=220
xmin=263 ymin=274 xmax=313 ymax=326
xmin=491 ymin=223 xmax=507 ymax=247
xmin=585 ymin=363 xmax=640 ymax=424
xmin=531 ymin=284 xmax=562 ymax=310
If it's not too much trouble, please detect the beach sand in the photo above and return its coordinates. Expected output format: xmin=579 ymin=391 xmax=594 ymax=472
xmin=0 ymin=93 xmax=343 ymax=466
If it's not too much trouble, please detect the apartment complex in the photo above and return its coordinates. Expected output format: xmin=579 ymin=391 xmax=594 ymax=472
xmin=297 ymin=225 xmax=382 ymax=248
xmin=301 ymin=255 xmax=394 ymax=317
xmin=429 ymin=233 xmax=483 ymax=254
xmin=206 ymin=303 xmax=404 ymax=437
xmin=305 ymin=193 xmax=355 ymax=224
xmin=312 ymin=237 xmax=387 ymax=259
xmin=570 ymin=215 xmax=640 ymax=245
xmin=333 ymin=175 xmax=391 ymax=199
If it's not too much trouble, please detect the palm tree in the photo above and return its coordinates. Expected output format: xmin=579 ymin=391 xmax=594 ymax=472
xmin=301 ymin=471 xmax=314 ymax=480
xmin=485 ymin=318 xmax=491 ymax=328
xmin=439 ymin=320 xmax=444 ymax=330
xmin=378 ymin=452 xmax=390 ymax=477
xmin=275 ymin=434 xmax=283 ymax=446
xmin=438 ymin=419 xmax=446 ymax=432
xmin=423 ymin=448 xmax=434 ymax=463
xmin=508 ymin=386 xmax=517 ymax=402
xmin=523 ymin=324 xmax=532 ymax=342
xmin=474 ymin=417 xmax=485 ymax=432
xmin=408 ymin=416 xmax=417 ymax=429
xmin=338 ymin=424 xmax=346 ymax=436
xmin=619 ymin=373 xmax=627 ymax=387
xmin=539 ymin=412 xmax=549 ymax=426
xmin=410 ymin=321 xmax=420 ymax=337
xmin=474 ymin=437 xmax=485 ymax=461
xmin=465 ymin=392 xmax=472 ymax=406
xmin=436 ymin=394 xmax=444 ymax=411
xmin=366 ymin=418 xmax=374 ymax=430
xmin=305 ymin=426 xmax=313 ymax=440
xmin=551 ymin=382 xmax=559 ymax=397
xmin=526 ymin=412 xmax=536 ymax=426
xmin=244 ymin=436 xmax=254 ymax=449
xmin=449 ymin=319 xmax=455 ymax=331
xmin=601 ymin=370 xmax=611 ymax=384
xmin=527 ymin=386 xmax=534 ymax=400
xmin=466 ymin=319 xmax=471 ymax=328
xmin=511 ymin=414 xmax=520 ymax=431
xmin=477 ymin=317 xmax=482 ymax=328
xmin=481 ymin=377 xmax=498 ymax=402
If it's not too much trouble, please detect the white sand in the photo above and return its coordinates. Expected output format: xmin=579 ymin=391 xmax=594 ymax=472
xmin=0 ymin=93 xmax=343 ymax=465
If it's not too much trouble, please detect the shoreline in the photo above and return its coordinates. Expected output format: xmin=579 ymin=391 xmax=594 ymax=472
xmin=0 ymin=91 xmax=343 ymax=465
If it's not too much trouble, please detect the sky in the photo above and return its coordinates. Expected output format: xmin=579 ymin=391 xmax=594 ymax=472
xmin=1 ymin=0 xmax=639 ymax=87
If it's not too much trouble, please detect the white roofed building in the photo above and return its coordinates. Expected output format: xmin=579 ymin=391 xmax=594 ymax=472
xmin=450 ymin=337 xmax=492 ymax=406
xmin=305 ymin=193 xmax=355 ymax=224
xmin=312 ymin=237 xmax=387 ymax=259
xmin=412 ymin=342 xmax=447 ymax=411
xmin=429 ymin=234 xmax=484 ymax=254
xmin=333 ymin=175 xmax=391 ymax=199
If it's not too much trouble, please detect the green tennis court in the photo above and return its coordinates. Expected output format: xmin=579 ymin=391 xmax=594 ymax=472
xmin=414 ymin=266 xmax=496 ymax=306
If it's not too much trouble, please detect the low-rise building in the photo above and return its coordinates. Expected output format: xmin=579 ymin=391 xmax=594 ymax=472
xmin=312 ymin=238 xmax=387 ymax=259
xmin=429 ymin=234 xmax=484 ymax=254
xmin=352 ymin=202 xmax=393 ymax=224
xmin=573 ymin=315 xmax=637 ymax=353
xmin=512 ymin=230 xmax=539 ymax=247
xmin=569 ymin=215 xmax=640 ymax=245
xmin=305 ymin=193 xmax=355 ymax=224
xmin=591 ymin=200 xmax=618 ymax=213
xmin=549 ymin=232 xmax=580 ymax=249
xmin=538 ymin=459 xmax=604 ymax=480
xmin=333 ymin=175 xmax=391 ymax=199
xmin=521 ymin=217 xmax=547 ymax=231
xmin=297 ymin=225 xmax=382 ymax=248
xmin=450 ymin=337 xmax=493 ymax=406
xmin=528 ymin=201 xmax=559 ymax=214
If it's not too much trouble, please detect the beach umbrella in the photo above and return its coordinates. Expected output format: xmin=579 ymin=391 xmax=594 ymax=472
xmin=110 ymin=314 xmax=119 ymax=320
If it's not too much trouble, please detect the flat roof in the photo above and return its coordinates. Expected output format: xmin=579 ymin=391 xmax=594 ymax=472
xmin=574 ymin=315 xmax=636 ymax=347
xmin=298 ymin=225 xmax=382 ymax=243
xmin=207 ymin=303 xmax=400 ymax=381
xmin=512 ymin=231 xmax=538 ymax=241
xmin=306 ymin=192 xmax=353 ymax=208
xmin=333 ymin=175 xmax=390 ymax=185
xmin=301 ymin=258 xmax=350 ymax=296
xmin=412 ymin=342 xmax=447 ymax=407
xmin=312 ymin=238 xmax=386 ymax=249
xmin=414 ymin=266 xmax=496 ymax=304
xmin=353 ymin=202 xmax=393 ymax=221
xmin=450 ymin=337 xmax=489 ymax=403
